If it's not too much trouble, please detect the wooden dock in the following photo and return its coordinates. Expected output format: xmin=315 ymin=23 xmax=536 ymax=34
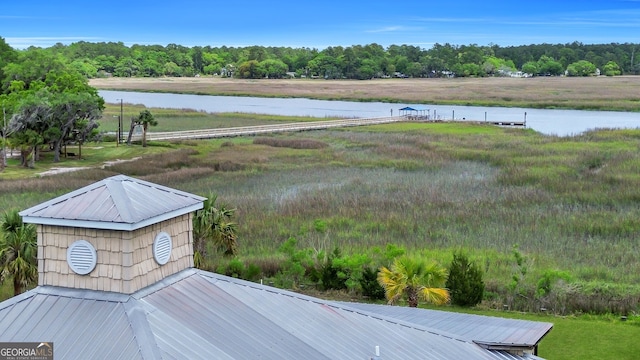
xmin=402 ymin=107 xmax=528 ymax=128
xmin=486 ymin=120 xmax=526 ymax=127
xmin=403 ymin=115 xmax=526 ymax=128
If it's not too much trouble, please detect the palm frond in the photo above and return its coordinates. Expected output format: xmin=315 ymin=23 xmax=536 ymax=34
xmin=377 ymin=266 xmax=407 ymax=305
xmin=419 ymin=287 xmax=450 ymax=305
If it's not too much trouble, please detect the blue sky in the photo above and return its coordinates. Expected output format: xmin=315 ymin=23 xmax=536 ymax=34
xmin=2 ymin=1 xmax=640 ymax=50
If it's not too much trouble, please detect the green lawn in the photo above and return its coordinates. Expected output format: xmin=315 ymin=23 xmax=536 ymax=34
xmin=542 ymin=316 xmax=640 ymax=360
xmin=477 ymin=310 xmax=640 ymax=360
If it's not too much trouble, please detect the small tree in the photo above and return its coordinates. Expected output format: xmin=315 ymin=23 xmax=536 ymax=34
xmin=446 ymin=251 xmax=484 ymax=307
xmin=602 ymin=61 xmax=621 ymax=76
xmin=566 ymin=60 xmax=597 ymax=77
xmin=521 ymin=61 xmax=538 ymax=76
xmin=236 ymin=60 xmax=263 ymax=79
xmin=537 ymin=55 xmax=564 ymax=76
xmin=259 ymin=59 xmax=288 ymax=79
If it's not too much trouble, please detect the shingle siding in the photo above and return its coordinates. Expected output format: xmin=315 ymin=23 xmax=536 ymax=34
xmin=36 ymin=213 xmax=194 ymax=294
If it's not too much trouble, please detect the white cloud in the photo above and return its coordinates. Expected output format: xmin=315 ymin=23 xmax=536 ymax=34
xmin=366 ymin=25 xmax=423 ymax=33
xmin=5 ymin=37 xmax=104 ymax=49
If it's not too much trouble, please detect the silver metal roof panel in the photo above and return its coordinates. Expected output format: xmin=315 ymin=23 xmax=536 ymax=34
xmin=0 ymin=292 xmax=141 ymax=359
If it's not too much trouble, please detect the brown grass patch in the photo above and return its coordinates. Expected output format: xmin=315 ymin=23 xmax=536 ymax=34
xmin=107 ymin=148 xmax=199 ymax=175
xmin=211 ymin=144 xmax=273 ymax=165
xmin=141 ymin=168 xmax=215 ymax=185
xmin=253 ymin=137 xmax=329 ymax=149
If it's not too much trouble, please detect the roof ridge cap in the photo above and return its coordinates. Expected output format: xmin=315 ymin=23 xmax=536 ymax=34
xmin=105 ymin=178 xmax=137 ymax=222
xmin=124 ymin=299 xmax=164 ymax=359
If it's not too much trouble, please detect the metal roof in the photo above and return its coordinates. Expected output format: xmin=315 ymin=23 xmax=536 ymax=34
xmin=0 ymin=269 xmax=550 ymax=360
xmin=338 ymin=302 xmax=553 ymax=349
xmin=399 ymin=106 xmax=428 ymax=111
xmin=19 ymin=175 xmax=205 ymax=231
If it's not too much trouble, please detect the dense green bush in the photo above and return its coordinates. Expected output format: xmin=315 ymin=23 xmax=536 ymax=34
xmin=446 ymin=251 xmax=485 ymax=307
xmin=275 ymin=237 xmax=314 ymax=288
xmin=311 ymin=246 xmax=373 ymax=294
xmin=215 ymin=258 xmax=262 ymax=281
xmin=313 ymin=247 xmax=348 ymax=291
xmin=536 ymin=269 xmax=574 ymax=298
xmin=360 ymin=266 xmax=385 ymax=300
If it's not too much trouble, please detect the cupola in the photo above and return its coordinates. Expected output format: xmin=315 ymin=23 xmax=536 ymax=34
xmin=19 ymin=175 xmax=205 ymax=294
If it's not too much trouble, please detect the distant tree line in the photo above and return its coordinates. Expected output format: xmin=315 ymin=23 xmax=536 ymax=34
xmin=3 ymin=39 xmax=637 ymax=80
xmin=1 ymin=36 xmax=637 ymax=168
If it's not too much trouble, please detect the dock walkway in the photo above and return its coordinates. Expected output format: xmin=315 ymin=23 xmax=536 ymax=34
xmin=139 ymin=116 xmax=402 ymax=141
xmin=132 ymin=115 xmax=525 ymax=142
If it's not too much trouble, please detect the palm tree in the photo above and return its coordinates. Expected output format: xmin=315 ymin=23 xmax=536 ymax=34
xmin=127 ymin=109 xmax=157 ymax=147
xmin=193 ymin=194 xmax=238 ymax=266
xmin=377 ymin=256 xmax=450 ymax=307
xmin=0 ymin=209 xmax=37 ymax=295
xmin=137 ymin=109 xmax=157 ymax=147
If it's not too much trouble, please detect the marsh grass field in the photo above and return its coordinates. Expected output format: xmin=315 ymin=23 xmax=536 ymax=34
xmin=91 ymin=75 xmax=640 ymax=111
xmin=3 ymin=110 xmax=640 ymax=304
xmin=4 ymin=78 xmax=640 ymax=360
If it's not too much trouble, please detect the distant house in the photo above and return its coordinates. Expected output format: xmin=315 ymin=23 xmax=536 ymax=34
xmin=441 ymin=70 xmax=455 ymax=78
xmin=506 ymin=70 xmax=532 ymax=78
xmin=0 ymin=175 xmax=552 ymax=359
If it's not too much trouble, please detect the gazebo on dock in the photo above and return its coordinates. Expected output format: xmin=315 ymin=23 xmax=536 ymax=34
xmin=399 ymin=106 xmax=430 ymax=120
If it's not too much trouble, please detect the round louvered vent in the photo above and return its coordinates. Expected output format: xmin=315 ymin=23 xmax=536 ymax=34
xmin=153 ymin=232 xmax=172 ymax=265
xmin=67 ymin=240 xmax=97 ymax=275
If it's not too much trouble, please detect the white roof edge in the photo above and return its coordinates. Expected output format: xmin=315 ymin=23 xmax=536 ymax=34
xmin=474 ymin=340 xmax=539 ymax=348
xmin=21 ymin=203 xmax=203 ymax=231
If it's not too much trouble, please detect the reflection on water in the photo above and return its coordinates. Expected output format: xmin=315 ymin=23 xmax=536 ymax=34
xmin=100 ymin=90 xmax=640 ymax=137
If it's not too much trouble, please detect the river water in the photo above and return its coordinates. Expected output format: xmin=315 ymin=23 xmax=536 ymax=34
xmin=99 ymin=90 xmax=640 ymax=137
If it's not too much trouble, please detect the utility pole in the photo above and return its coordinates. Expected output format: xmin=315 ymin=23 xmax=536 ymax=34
xmin=116 ymin=98 xmax=124 ymax=146
xmin=2 ymin=103 xmax=6 ymax=168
